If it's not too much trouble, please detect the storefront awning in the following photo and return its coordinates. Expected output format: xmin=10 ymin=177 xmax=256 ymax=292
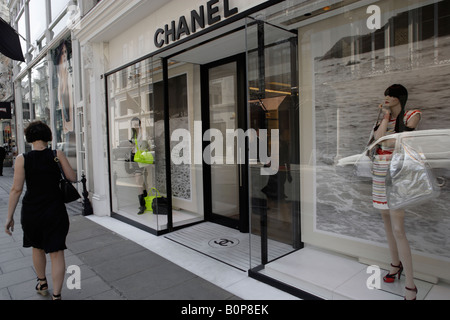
xmin=0 ymin=17 xmax=25 ymax=62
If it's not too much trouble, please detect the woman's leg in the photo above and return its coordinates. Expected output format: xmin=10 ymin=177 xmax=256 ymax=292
xmin=32 ymin=248 xmax=47 ymax=280
xmin=380 ymin=210 xmax=401 ymax=273
xmin=390 ymin=209 xmax=417 ymax=299
xmin=49 ymin=250 xmax=66 ymax=296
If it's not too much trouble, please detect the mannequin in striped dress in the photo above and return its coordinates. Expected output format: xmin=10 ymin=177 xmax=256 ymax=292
xmin=372 ymin=84 xmax=421 ymax=300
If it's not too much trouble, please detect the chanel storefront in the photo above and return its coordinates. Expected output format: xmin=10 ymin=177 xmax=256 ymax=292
xmin=76 ymin=0 xmax=450 ymax=299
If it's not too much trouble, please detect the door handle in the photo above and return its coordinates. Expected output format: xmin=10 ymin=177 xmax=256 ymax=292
xmin=239 ymin=164 xmax=242 ymax=187
xmin=238 ymin=148 xmax=243 ymax=187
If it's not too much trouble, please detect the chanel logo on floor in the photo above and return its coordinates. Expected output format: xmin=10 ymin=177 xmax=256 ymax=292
xmin=208 ymin=238 xmax=240 ymax=248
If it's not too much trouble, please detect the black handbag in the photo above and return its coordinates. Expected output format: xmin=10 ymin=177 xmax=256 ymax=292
xmin=53 ymin=150 xmax=81 ymax=203
xmin=152 ymin=196 xmax=169 ymax=215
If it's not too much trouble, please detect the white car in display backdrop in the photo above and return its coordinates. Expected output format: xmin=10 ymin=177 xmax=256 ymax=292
xmin=336 ymin=129 xmax=450 ymax=183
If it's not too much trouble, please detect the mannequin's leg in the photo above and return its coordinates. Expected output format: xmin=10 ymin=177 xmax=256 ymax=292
xmin=380 ymin=210 xmax=401 ymax=273
xmin=390 ymin=209 xmax=417 ymax=299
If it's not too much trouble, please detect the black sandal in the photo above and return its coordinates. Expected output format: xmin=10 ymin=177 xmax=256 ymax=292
xmin=52 ymin=294 xmax=62 ymax=300
xmin=36 ymin=277 xmax=48 ymax=296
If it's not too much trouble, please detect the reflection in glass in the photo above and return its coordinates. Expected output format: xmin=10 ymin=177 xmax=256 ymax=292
xmin=313 ymin=1 xmax=450 ymax=261
xmin=166 ymin=59 xmax=204 ymax=228
xmin=17 ymin=13 xmax=26 ymax=64
xmin=31 ymin=59 xmax=50 ymax=125
xmin=108 ymin=57 xmax=205 ymax=232
xmin=108 ymin=58 xmax=167 ymax=232
xmin=248 ymin=19 xmax=300 ymax=268
xmin=209 ymin=62 xmax=240 ymax=222
xmin=50 ymin=0 xmax=70 ymax=22
xmin=21 ymin=74 xmax=31 ymax=152
xmin=51 ymin=39 xmax=77 ymax=173
xmin=29 ymin=0 xmax=47 ymax=58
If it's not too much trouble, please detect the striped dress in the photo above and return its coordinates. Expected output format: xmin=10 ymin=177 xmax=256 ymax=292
xmin=372 ymin=110 xmax=421 ymax=210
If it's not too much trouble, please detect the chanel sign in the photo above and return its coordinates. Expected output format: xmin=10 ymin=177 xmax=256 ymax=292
xmin=154 ymin=0 xmax=239 ymax=48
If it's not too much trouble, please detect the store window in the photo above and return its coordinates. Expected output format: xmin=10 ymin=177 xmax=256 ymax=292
xmin=50 ymin=0 xmax=70 ymax=22
xmin=303 ymin=0 xmax=450 ymax=263
xmin=50 ymin=0 xmax=72 ymax=36
xmin=20 ymin=74 xmax=31 ymax=152
xmin=247 ymin=19 xmax=301 ymax=267
xmin=108 ymin=58 xmax=168 ymax=232
xmin=17 ymin=11 xmax=26 ymax=67
xmin=107 ymin=56 xmax=205 ymax=233
xmin=29 ymin=0 xmax=47 ymax=59
xmin=251 ymin=0 xmax=450 ymax=298
xmin=51 ymin=38 xmax=77 ymax=174
xmin=30 ymin=59 xmax=50 ymax=124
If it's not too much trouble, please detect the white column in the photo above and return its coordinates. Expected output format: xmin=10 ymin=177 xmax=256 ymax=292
xmin=14 ymin=82 xmax=25 ymax=154
xmin=84 ymin=42 xmax=111 ymax=217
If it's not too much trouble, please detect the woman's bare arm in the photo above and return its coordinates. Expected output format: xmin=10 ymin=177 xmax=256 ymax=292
xmin=57 ymin=150 xmax=77 ymax=182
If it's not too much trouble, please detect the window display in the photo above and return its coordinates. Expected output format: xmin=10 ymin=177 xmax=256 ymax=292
xmin=308 ymin=0 xmax=450 ymax=260
xmin=292 ymin=0 xmax=450 ymax=297
xmin=108 ymin=58 xmax=162 ymax=230
xmin=51 ymin=38 xmax=77 ymax=174
xmin=107 ymin=57 xmax=205 ymax=233
xmin=248 ymin=0 xmax=450 ymax=299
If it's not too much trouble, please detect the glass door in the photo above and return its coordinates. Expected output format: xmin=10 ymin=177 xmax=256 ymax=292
xmin=202 ymin=54 xmax=248 ymax=232
xmin=246 ymin=18 xmax=301 ymax=267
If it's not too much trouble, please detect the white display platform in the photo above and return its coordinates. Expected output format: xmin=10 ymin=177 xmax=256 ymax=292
xmin=261 ymin=247 xmax=436 ymax=300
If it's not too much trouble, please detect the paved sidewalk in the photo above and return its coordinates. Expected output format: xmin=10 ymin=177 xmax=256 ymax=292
xmin=0 ymin=167 xmax=240 ymax=300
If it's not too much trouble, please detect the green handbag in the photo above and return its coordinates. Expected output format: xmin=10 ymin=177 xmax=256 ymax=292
xmin=134 ymin=138 xmax=154 ymax=164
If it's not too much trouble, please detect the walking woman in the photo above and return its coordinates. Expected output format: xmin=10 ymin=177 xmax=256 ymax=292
xmin=372 ymin=84 xmax=421 ymax=300
xmin=5 ymin=121 xmax=76 ymax=300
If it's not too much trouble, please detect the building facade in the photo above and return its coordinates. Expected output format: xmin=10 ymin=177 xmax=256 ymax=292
xmin=1 ymin=0 xmax=15 ymax=164
xmin=7 ymin=0 xmax=101 ymax=178
xmin=8 ymin=0 xmax=450 ymax=299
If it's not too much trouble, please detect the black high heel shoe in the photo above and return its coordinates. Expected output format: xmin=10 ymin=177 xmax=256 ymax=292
xmin=383 ymin=262 xmax=403 ymax=283
xmin=35 ymin=277 xmax=48 ymax=296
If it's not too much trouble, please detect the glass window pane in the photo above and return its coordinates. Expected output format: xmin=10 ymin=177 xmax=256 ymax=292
xmin=50 ymin=0 xmax=69 ymax=22
xmin=21 ymin=74 xmax=31 ymax=152
xmin=31 ymin=59 xmax=50 ymax=125
xmin=108 ymin=58 xmax=167 ymax=232
xmin=248 ymin=0 xmax=450 ymax=299
xmin=29 ymin=0 xmax=47 ymax=45
xmin=208 ymin=62 xmax=239 ymax=221
xmin=51 ymin=38 xmax=77 ymax=174
xmin=248 ymin=20 xmax=300 ymax=268
xmin=51 ymin=12 xmax=69 ymax=36
xmin=310 ymin=2 xmax=450 ymax=253
xmin=17 ymin=12 xmax=27 ymax=58
xmin=166 ymin=60 xmax=204 ymax=228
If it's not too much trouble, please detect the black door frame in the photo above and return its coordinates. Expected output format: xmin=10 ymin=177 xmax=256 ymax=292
xmin=201 ymin=53 xmax=249 ymax=233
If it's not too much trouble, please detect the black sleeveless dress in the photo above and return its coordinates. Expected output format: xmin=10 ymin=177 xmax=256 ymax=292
xmin=21 ymin=149 xmax=69 ymax=253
